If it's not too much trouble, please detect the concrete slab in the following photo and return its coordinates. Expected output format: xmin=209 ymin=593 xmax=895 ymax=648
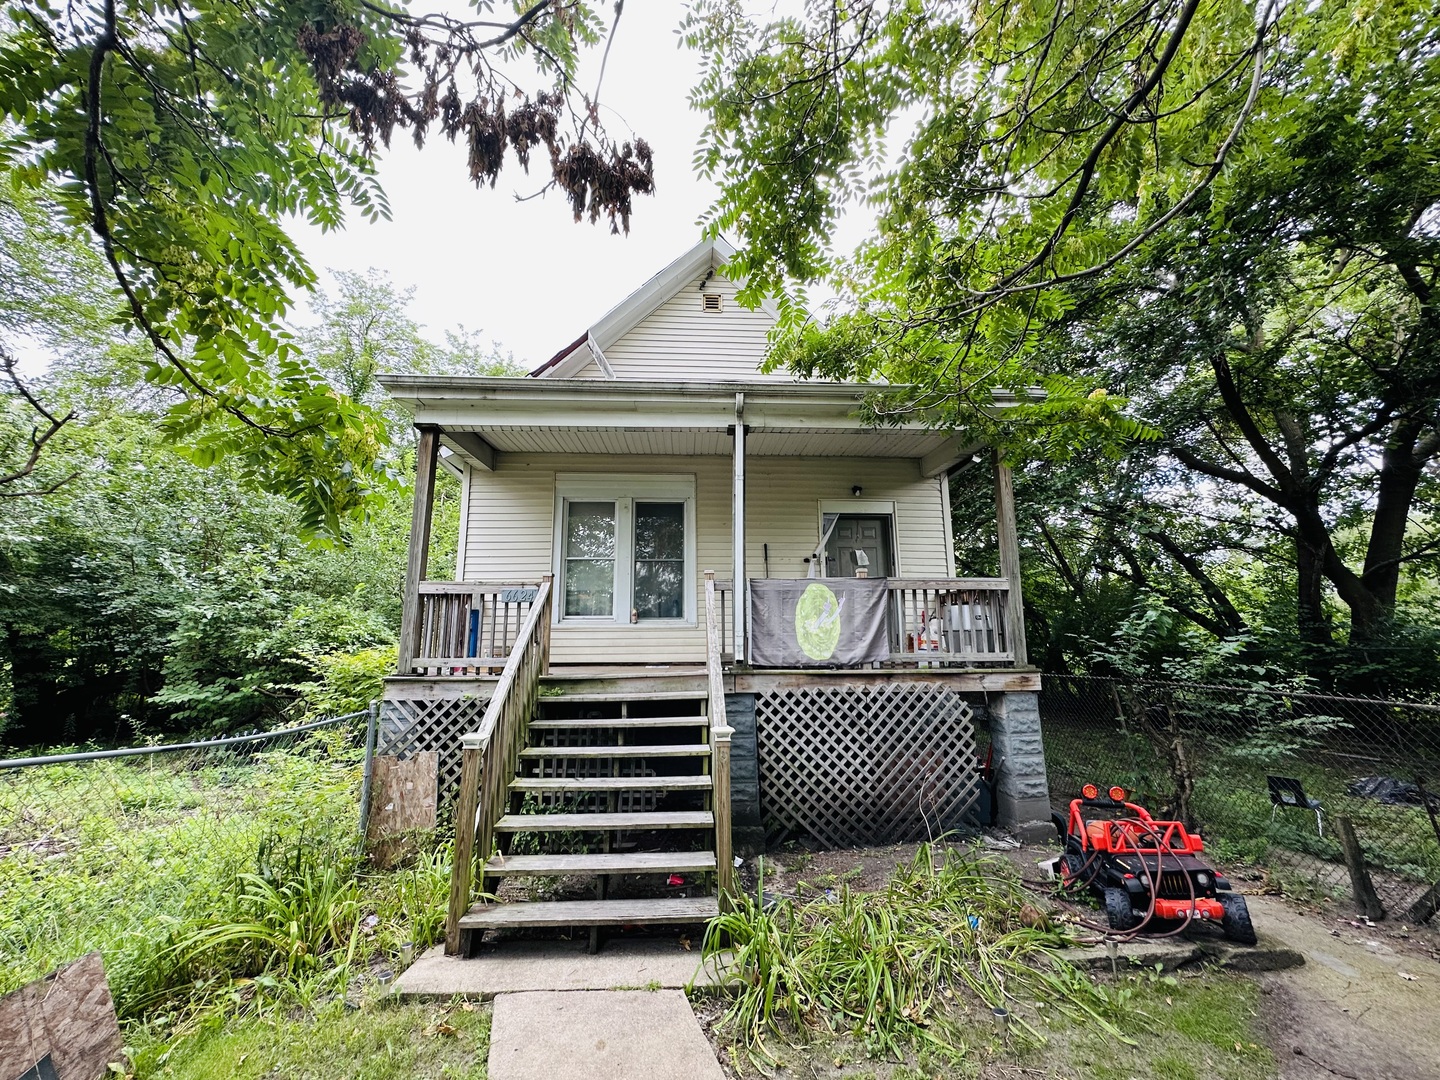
xmin=488 ymin=990 xmax=725 ymax=1080
xmin=393 ymin=939 xmax=726 ymax=999
xmin=1064 ymin=928 xmax=1303 ymax=973
xmin=1065 ymin=937 xmax=1203 ymax=972
xmin=1197 ymin=931 xmax=1305 ymax=972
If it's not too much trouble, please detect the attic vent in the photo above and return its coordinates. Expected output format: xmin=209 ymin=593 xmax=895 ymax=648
xmin=702 ymin=292 xmax=723 ymax=313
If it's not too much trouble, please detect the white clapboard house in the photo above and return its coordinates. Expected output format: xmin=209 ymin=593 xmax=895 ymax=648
xmin=378 ymin=237 xmax=1050 ymax=955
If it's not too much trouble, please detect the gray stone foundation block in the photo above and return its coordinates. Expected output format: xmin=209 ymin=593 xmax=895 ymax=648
xmin=988 ymin=690 xmax=1052 ymax=834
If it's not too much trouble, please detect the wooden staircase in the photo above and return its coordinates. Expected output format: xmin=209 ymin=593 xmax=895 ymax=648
xmin=444 ymin=573 xmax=734 ymax=956
xmin=456 ymin=688 xmax=724 ymax=948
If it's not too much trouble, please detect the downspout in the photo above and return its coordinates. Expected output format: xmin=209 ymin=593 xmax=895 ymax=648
xmin=733 ymin=392 xmax=746 ymax=662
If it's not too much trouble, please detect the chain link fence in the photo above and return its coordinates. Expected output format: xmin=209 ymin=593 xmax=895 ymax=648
xmin=0 ymin=710 xmax=372 ymax=1013
xmin=1040 ymin=675 xmax=1440 ymax=921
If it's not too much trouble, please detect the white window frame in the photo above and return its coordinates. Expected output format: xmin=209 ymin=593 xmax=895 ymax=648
xmin=553 ymin=474 xmax=697 ymax=627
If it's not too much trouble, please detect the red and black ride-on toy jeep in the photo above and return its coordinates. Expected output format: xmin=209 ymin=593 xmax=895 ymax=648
xmin=1055 ymin=783 xmax=1256 ymax=944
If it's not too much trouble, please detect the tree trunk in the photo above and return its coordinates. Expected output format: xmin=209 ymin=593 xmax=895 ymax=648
xmin=1293 ymin=532 xmax=1334 ymax=649
xmin=1355 ymin=420 xmax=1433 ymax=642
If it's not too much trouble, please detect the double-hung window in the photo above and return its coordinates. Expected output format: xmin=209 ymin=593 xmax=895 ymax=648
xmin=554 ymin=475 xmax=696 ymax=625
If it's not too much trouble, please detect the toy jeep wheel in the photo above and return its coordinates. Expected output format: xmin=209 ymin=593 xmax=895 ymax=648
xmin=1220 ymin=893 xmax=1257 ymax=945
xmin=1060 ymin=852 xmax=1088 ymax=890
xmin=1103 ymin=887 xmax=1138 ymax=932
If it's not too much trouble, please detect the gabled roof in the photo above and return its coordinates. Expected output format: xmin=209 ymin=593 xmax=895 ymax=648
xmin=529 ymin=236 xmax=778 ymax=378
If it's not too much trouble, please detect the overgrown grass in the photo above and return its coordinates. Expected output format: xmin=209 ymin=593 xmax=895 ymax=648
xmin=1028 ymin=969 xmax=1273 ymax=1080
xmin=0 ymin=733 xmax=451 ymax=1025
xmin=127 ymin=998 xmax=491 ymax=1080
xmin=704 ymin=844 xmax=1127 ymax=1065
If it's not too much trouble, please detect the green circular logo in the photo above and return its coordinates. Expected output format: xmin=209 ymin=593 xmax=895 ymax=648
xmin=795 ymin=582 xmax=843 ymax=660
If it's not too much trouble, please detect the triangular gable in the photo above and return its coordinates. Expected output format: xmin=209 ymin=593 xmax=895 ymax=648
xmin=530 ymin=237 xmax=793 ymax=381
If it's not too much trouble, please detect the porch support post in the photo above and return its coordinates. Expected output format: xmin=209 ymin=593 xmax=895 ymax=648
xmin=398 ymin=425 xmax=440 ymax=674
xmin=992 ymin=450 xmax=1028 ymax=667
xmin=733 ymin=393 xmax=747 ymax=662
xmin=939 ymin=471 xmax=957 ymax=577
xmin=988 ymin=691 xmax=1052 ymax=842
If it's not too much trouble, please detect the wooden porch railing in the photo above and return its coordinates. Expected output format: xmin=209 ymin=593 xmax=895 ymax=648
xmin=444 ymin=575 xmax=553 ymax=954
xmin=885 ymin=577 xmax=1014 ymax=663
xmin=713 ymin=580 xmax=734 ymax=662
xmin=723 ymin=576 xmax=1013 ymax=667
xmin=403 ymin=582 xmax=540 ymax=675
xmin=703 ymin=571 xmax=735 ymax=906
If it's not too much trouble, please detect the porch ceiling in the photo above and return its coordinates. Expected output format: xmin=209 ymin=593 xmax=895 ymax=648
xmin=377 ymin=375 xmax=1030 ymax=466
xmin=460 ymin=425 xmax=953 ymax=459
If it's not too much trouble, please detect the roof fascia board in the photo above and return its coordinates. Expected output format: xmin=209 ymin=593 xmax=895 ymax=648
xmin=588 ymin=237 xmax=716 ymax=352
xmin=540 ymin=340 xmax=597 ymax=379
xmin=920 ymin=438 xmax=987 ymax=478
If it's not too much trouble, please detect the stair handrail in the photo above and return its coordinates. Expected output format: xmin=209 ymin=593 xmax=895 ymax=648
xmin=704 ymin=570 xmax=735 ymax=904
xmin=445 ymin=574 xmax=553 ymax=954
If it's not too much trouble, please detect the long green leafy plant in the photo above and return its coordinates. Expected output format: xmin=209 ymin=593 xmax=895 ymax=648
xmin=704 ymin=845 xmax=1126 ymax=1064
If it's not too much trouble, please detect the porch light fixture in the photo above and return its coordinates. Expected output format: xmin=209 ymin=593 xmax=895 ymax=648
xmin=851 ymin=485 xmax=862 ymax=497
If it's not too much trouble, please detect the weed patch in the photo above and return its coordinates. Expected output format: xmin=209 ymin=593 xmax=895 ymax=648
xmin=704 ymin=843 xmax=1127 ymax=1065
xmin=128 ymin=999 xmax=491 ymax=1080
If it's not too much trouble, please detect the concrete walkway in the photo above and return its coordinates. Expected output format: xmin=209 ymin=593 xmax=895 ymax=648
xmin=488 ymin=990 xmax=725 ymax=1080
xmin=393 ymin=938 xmax=723 ymax=999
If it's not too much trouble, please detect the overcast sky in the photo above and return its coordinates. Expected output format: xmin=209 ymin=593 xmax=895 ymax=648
xmin=288 ymin=4 xmax=735 ymax=369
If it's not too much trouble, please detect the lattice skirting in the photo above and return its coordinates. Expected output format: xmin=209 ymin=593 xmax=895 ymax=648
xmin=379 ymin=697 xmax=490 ymax=805
xmin=755 ymin=683 xmax=980 ymax=848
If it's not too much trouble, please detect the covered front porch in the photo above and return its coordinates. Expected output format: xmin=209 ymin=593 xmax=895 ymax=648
xmin=384 ymin=376 xmax=1037 ymax=680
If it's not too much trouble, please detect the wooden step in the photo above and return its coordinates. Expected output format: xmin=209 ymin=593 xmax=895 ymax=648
xmin=459 ymin=896 xmax=719 ymax=930
xmin=495 ymin=810 xmax=714 ymax=832
xmin=537 ymin=691 xmax=707 ymax=703
xmin=482 ymin=851 xmax=717 ymax=877
xmin=519 ymin=744 xmax=710 ymax=759
xmin=511 ymin=775 xmax=713 ymax=792
xmin=529 ymin=715 xmax=707 ymax=730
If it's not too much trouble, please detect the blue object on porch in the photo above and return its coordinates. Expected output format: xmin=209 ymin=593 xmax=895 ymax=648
xmin=467 ymin=610 xmax=480 ymax=658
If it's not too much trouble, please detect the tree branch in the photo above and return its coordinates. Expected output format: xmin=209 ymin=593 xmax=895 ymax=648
xmin=0 ymin=347 xmax=78 ymax=497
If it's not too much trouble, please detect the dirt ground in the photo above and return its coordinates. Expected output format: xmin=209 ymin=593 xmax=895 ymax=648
xmin=713 ymin=837 xmax=1440 ymax=1080
xmin=1246 ymin=894 xmax=1440 ymax=1080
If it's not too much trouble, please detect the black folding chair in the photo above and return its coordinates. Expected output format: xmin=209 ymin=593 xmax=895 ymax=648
xmin=1267 ymin=775 xmax=1324 ymax=836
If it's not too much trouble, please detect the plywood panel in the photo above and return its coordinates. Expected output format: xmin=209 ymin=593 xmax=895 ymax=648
xmin=367 ymin=752 xmax=439 ymax=868
xmin=0 ymin=953 xmax=122 ymax=1080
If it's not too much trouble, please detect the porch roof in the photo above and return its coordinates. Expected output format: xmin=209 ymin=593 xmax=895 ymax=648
xmin=378 ymin=375 xmax=1041 ymax=474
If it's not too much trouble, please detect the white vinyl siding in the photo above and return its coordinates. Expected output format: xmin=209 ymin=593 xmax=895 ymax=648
xmin=459 ymin=454 xmax=951 ymax=665
xmin=742 ymin=459 xmax=950 ymax=580
xmin=601 ymin=273 xmax=794 ymax=381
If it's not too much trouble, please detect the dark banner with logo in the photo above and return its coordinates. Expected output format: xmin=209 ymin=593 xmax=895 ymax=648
xmin=748 ymin=578 xmax=890 ymax=667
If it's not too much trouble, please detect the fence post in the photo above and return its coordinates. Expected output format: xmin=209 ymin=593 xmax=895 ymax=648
xmin=357 ymin=700 xmax=380 ymax=850
xmin=1335 ymin=814 xmax=1385 ymax=921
